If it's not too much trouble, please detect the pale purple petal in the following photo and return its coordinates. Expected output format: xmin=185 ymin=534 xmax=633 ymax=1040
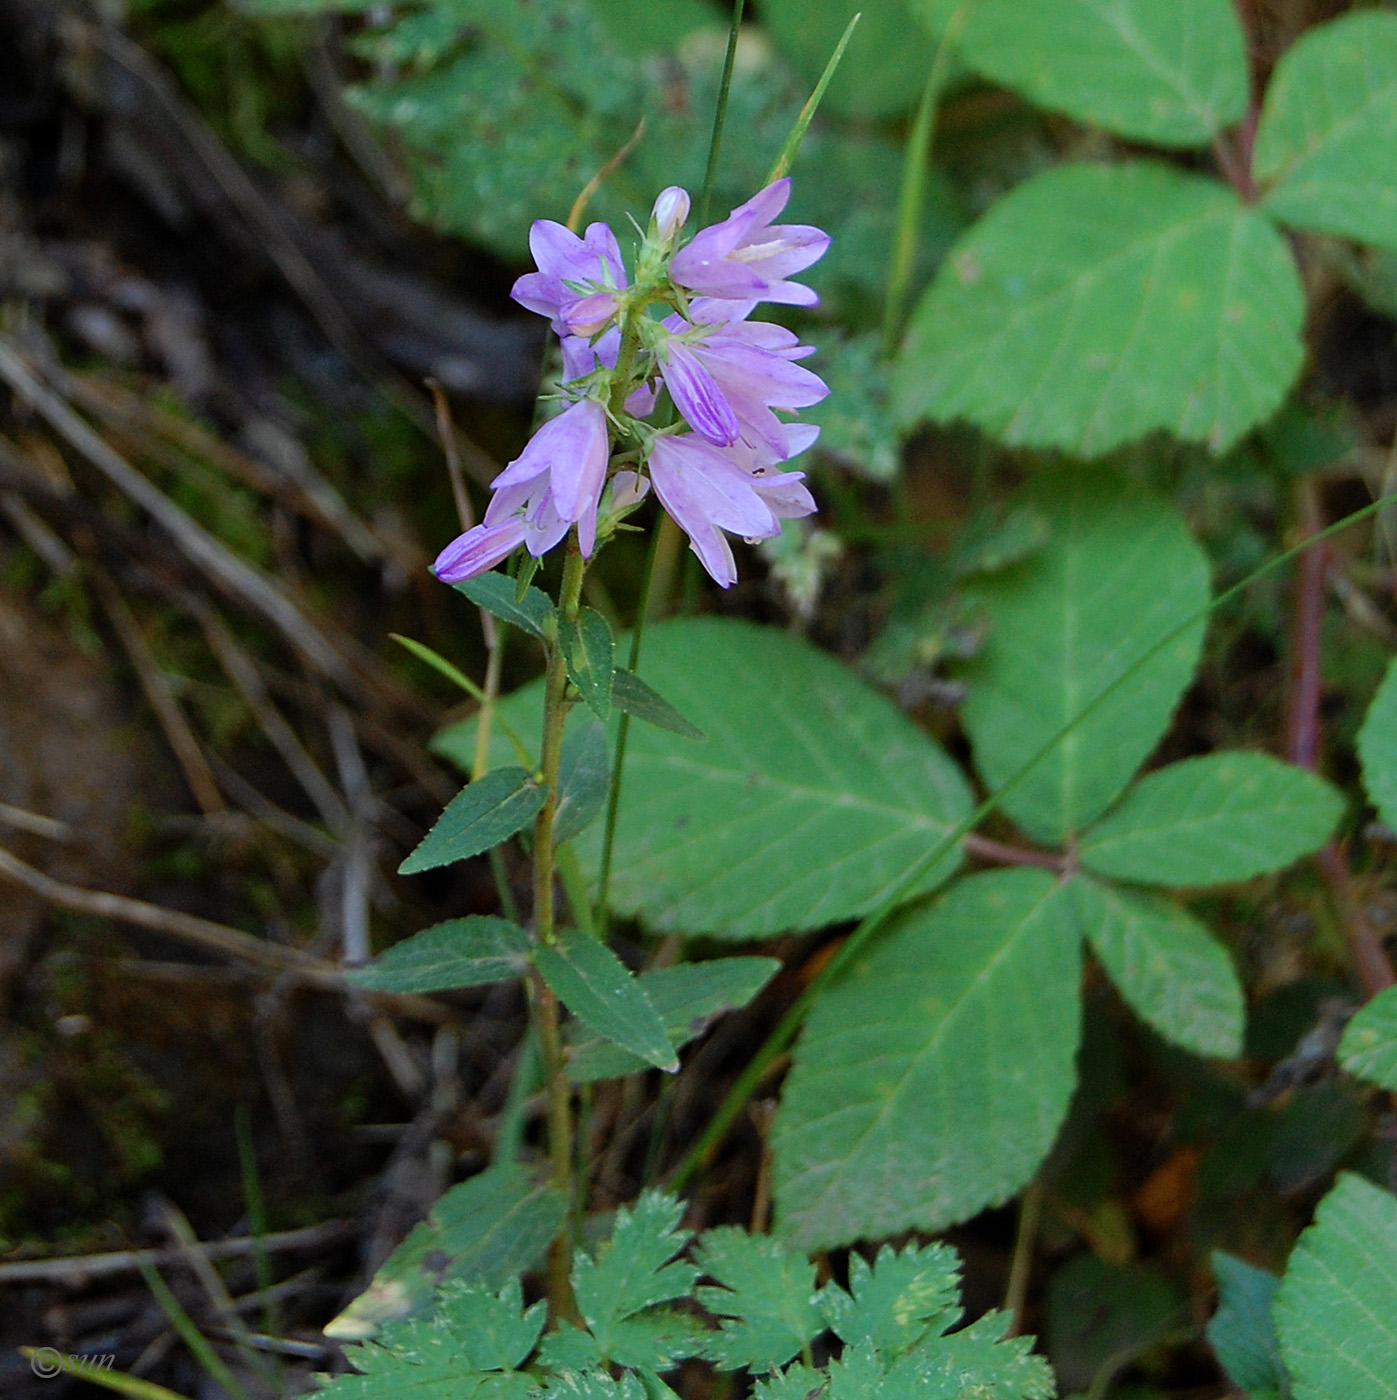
xmin=434 ymin=518 xmax=528 ymax=583
xmin=561 ymin=291 xmax=622 ymax=337
xmin=685 ymin=521 xmax=738 ymax=587
xmin=753 ymin=471 xmax=817 ymax=520
xmin=661 ymin=341 xmax=739 ymax=446
xmin=651 ymin=187 xmax=691 ymax=244
xmin=649 ymin=436 xmax=778 ymax=537
xmin=537 ymin=400 xmax=609 ymax=524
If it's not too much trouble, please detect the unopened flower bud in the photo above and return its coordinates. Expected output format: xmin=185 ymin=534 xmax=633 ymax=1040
xmin=651 ymin=186 xmax=691 ymax=249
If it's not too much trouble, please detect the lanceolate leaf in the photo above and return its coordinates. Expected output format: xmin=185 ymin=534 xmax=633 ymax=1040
xmin=324 ymin=1164 xmax=567 ymax=1339
xmin=1273 ymin=1173 xmax=1397 ymax=1400
xmin=535 ymin=931 xmax=678 ymax=1072
xmin=436 ymin=618 xmax=973 ymax=938
xmin=555 ymin=715 xmax=611 ymax=846
xmin=611 ymin=667 xmax=705 ymax=741
xmin=1070 ymin=878 xmax=1243 ymax=1058
xmin=1079 ymin=752 xmax=1343 ymax=887
xmin=1338 ymin=984 xmax=1397 ymax=1091
xmin=893 ymin=161 xmax=1304 ymax=456
xmin=772 ymin=869 xmax=1081 ymax=1250
xmin=960 ymin=467 xmax=1210 ymax=845
xmin=345 ymin=917 xmax=531 ymax=994
xmin=562 ymin=607 xmax=614 ymax=722
xmin=399 ymin=767 xmax=546 ymax=875
xmin=1254 ymin=10 xmax=1397 ymax=254
xmin=1358 ymin=657 xmax=1397 ymax=832
xmin=1206 ymin=1252 xmax=1288 ymax=1398
xmin=958 ymin=0 xmax=1248 ymax=148
xmin=453 ymin=572 xmax=554 ymax=639
xmin=568 ymin=957 xmax=781 ymax=1082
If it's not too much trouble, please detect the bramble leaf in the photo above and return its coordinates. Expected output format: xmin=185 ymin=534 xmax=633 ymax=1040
xmin=436 ymin=619 xmax=972 ymax=938
xmin=694 ymin=1227 xmax=823 ymax=1370
xmin=1338 ymin=985 xmax=1397 ymax=1091
xmin=535 ymin=932 xmax=677 ymax=1073
xmin=568 ymin=957 xmax=780 ymax=1083
xmin=344 ymin=917 xmax=531 ymax=995
xmin=1255 ymin=10 xmax=1397 ymax=254
xmin=1069 ymin=878 xmax=1243 ymax=1058
xmin=894 ymin=161 xmax=1304 ymax=456
xmin=957 ymin=0 xmax=1248 ymax=147
xmin=818 ymin=1242 xmax=960 ymax=1357
xmin=772 ymin=870 xmax=1080 ymax=1250
xmin=1273 ymin=1173 xmax=1397 ymax=1400
xmin=959 ymin=467 xmax=1210 ymax=844
xmin=1206 ymin=1252 xmax=1289 ymax=1398
xmin=1079 ymin=752 xmax=1343 ymax=887
xmin=1359 ymin=657 xmax=1397 ymax=833
xmin=399 ymin=768 xmax=545 ymax=875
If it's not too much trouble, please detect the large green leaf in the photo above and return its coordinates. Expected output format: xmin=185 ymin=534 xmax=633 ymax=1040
xmin=1338 ymin=984 xmax=1397 ymax=1092
xmin=957 ymin=0 xmax=1248 ymax=147
xmin=1358 ymin=656 xmax=1397 ymax=832
xmin=399 ymin=767 xmax=546 ymax=875
xmin=437 ymin=619 xmax=973 ymax=938
xmin=760 ymin=0 xmax=935 ymax=121
xmin=1255 ymin=10 xmax=1397 ymax=254
xmin=535 ymin=931 xmax=677 ymax=1072
xmin=324 ymin=1164 xmax=567 ymax=1340
xmin=771 ymin=870 xmax=1081 ymax=1250
xmin=345 ymin=917 xmax=531 ymax=995
xmin=959 ymin=467 xmax=1210 ymax=844
xmin=1273 ymin=1173 xmax=1397 ymax=1400
xmin=1070 ymin=877 xmax=1243 ymax=1058
xmin=1079 ymin=752 xmax=1344 ymax=887
xmin=893 ymin=160 xmax=1305 ymax=456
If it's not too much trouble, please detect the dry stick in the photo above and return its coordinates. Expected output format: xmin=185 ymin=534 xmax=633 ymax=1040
xmin=89 ymin=571 xmax=228 ymax=817
xmin=0 ymin=843 xmax=451 ymax=1023
xmin=0 ymin=338 xmax=358 ymax=692
xmin=0 ymin=1221 xmax=350 ymax=1286
xmin=1285 ymin=476 xmax=1395 ymax=999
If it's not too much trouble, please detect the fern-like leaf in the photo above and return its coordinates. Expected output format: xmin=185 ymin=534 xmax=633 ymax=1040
xmin=695 ymin=1226 xmax=824 ymax=1369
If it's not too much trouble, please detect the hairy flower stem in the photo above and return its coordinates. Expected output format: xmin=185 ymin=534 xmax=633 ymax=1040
xmin=531 ymin=541 xmax=587 ymax=1319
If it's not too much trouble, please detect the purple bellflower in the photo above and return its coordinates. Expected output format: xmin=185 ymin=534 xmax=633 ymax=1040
xmin=435 ymin=179 xmax=830 ymax=589
xmin=669 ymin=179 xmax=829 ymax=308
xmin=433 ymin=399 xmax=608 ymax=583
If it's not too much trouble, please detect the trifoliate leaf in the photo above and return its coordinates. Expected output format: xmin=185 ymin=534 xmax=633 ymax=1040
xmin=1080 ymin=752 xmax=1343 ymax=887
xmin=1205 ymin=1252 xmax=1288 ymax=1398
xmin=1273 ymin=1173 xmax=1397 ymax=1400
xmin=957 ymin=0 xmax=1248 ymax=147
xmin=1254 ymin=10 xmax=1397 ymax=254
xmin=772 ymin=870 xmax=1081 ymax=1250
xmin=819 ymin=1242 xmax=961 ymax=1358
xmin=694 ymin=1227 xmax=823 ymax=1370
xmin=894 ymin=161 xmax=1304 ymax=457
xmin=1338 ymin=985 xmax=1397 ymax=1091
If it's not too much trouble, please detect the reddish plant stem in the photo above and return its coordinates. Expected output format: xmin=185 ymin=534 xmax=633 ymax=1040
xmin=1286 ymin=476 xmax=1395 ymax=1000
xmin=962 ymin=832 xmax=1067 ymax=872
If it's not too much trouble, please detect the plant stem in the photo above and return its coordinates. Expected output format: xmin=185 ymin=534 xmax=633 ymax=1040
xmin=531 ymin=541 xmax=587 ymax=1318
xmin=699 ymin=0 xmax=746 ymax=227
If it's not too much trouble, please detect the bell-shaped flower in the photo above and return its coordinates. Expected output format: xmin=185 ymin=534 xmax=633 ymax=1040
xmin=512 ymin=221 xmax=627 ymax=338
xmin=433 ymin=400 xmax=609 ymax=582
xmin=648 ymin=433 xmax=813 ymax=588
xmin=669 ymin=178 xmax=829 ymax=308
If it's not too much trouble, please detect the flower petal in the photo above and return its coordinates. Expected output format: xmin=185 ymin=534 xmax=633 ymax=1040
xmin=434 ymin=518 xmax=528 ymax=583
xmin=661 ymin=341 xmax=739 ymax=446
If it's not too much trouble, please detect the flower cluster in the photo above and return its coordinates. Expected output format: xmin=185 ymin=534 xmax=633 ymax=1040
xmin=433 ymin=179 xmax=829 ymax=589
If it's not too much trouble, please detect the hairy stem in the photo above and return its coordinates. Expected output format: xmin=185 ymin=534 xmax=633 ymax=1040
xmin=531 ymin=542 xmax=587 ymax=1318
